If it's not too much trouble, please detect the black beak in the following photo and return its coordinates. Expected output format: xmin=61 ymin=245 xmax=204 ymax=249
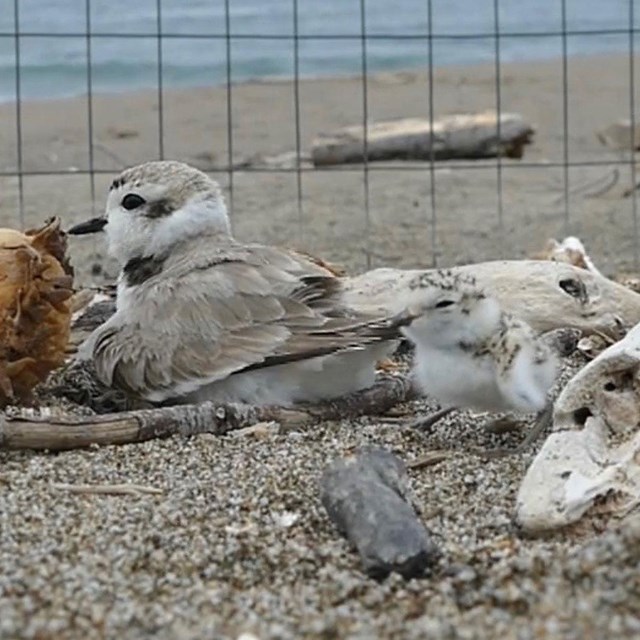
xmin=67 ymin=217 xmax=107 ymax=235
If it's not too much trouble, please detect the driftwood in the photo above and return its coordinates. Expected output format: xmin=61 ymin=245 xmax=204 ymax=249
xmin=342 ymin=260 xmax=640 ymax=339
xmin=0 ymin=374 xmax=413 ymax=451
xmin=311 ymin=110 xmax=534 ymax=166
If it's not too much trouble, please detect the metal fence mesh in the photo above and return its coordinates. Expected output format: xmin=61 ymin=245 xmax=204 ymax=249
xmin=1 ymin=1 xmax=639 ymax=273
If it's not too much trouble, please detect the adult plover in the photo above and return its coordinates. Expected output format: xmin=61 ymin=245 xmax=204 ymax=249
xmin=68 ymin=160 xmax=411 ymax=406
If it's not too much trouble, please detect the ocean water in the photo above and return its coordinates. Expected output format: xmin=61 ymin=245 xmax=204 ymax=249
xmin=0 ymin=0 xmax=636 ymax=102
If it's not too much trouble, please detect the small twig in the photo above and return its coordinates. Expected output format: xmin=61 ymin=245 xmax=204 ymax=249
xmin=406 ymin=450 xmax=450 ymax=469
xmin=52 ymin=483 xmax=163 ymax=495
xmin=377 ymin=416 xmax=407 ymax=424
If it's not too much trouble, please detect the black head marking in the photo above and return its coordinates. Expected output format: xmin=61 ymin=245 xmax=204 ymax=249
xmin=110 ymin=177 xmax=125 ymax=191
xmin=146 ymin=198 xmax=174 ymax=219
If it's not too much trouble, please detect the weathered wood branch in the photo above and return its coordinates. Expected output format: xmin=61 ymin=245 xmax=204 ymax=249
xmin=0 ymin=374 xmax=414 ymax=451
xmin=311 ymin=111 xmax=534 ymax=166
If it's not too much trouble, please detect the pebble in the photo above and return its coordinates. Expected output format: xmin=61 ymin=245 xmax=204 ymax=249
xmin=320 ymin=447 xmax=440 ymax=579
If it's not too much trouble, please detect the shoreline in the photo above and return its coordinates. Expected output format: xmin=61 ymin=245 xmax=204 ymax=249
xmin=0 ymin=49 xmax=634 ymax=108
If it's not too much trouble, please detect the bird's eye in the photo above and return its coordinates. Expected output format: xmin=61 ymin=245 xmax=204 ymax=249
xmin=435 ymin=300 xmax=455 ymax=309
xmin=121 ymin=193 xmax=146 ymax=210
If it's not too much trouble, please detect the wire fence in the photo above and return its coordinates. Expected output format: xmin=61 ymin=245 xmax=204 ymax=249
xmin=1 ymin=0 xmax=640 ymax=271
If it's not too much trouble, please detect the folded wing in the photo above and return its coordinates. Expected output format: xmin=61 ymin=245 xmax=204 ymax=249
xmin=90 ymin=243 xmax=407 ymax=401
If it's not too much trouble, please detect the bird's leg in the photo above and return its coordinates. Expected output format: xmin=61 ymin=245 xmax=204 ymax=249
xmin=407 ymin=406 xmax=455 ymax=432
xmin=474 ymin=402 xmax=554 ymax=459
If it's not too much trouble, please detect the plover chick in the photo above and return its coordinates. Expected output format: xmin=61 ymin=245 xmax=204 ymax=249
xmin=401 ymin=270 xmax=558 ymax=456
xmin=67 ymin=160 xmax=412 ymax=407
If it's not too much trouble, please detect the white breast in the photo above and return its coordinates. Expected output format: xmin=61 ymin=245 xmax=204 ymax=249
xmin=412 ymin=344 xmax=513 ymax=413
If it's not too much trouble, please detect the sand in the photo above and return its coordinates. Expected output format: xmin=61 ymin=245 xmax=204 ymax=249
xmin=2 ymin=355 xmax=640 ymax=639
xmin=1 ymin=53 xmax=640 ymax=639
xmin=0 ymin=53 xmax=639 ymax=281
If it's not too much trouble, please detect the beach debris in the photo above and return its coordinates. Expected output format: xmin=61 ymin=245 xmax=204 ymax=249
xmin=52 ymin=482 xmax=163 ymax=496
xmin=229 ymin=150 xmax=313 ymax=171
xmin=0 ymin=217 xmax=74 ymax=406
xmin=320 ymin=447 xmax=440 ymax=579
xmin=577 ymin=333 xmax=616 ymax=360
xmin=228 ymin=421 xmax=281 ymax=439
xmin=531 ymin=236 xmax=604 ymax=277
xmin=613 ymin=273 xmax=640 ymax=294
xmin=342 ymin=260 xmax=640 ymax=339
xmin=532 ymin=236 xmax=640 ymax=298
xmin=0 ymin=372 xmax=414 ymax=450
xmin=311 ymin=110 xmax=534 ymax=166
xmin=272 ymin=510 xmax=300 ymax=528
xmin=516 ymin=321 xmax=640 ymax=532
xmin=596 ymin=119 xmax=640 ymax=151
xmin=406 ymin=450 xmax=450 ymax=469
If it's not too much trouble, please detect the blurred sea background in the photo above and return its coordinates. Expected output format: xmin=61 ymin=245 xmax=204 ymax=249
xmin=0 ymin=0 xmax=636 ymax=102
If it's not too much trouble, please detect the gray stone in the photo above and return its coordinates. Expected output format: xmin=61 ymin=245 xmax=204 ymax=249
xmin=319 ymin=446 xmax=440 ymax=580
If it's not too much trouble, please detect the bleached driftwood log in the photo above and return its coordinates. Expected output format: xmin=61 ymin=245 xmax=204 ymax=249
xmin=342 ymin=260 xmax=640 ymax=338
xmin=311 ymin=111 xmax=534 ymax=166
xmin=0 ymin=374 xmax=413 ymax=451
xmin=516 ymin=322 xmax=640 ymax=533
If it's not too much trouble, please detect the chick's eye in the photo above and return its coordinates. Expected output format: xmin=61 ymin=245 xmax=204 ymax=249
xmin=435 ymin=300 xmax=455 ymax=309
xmin=121 ymin=193 xmax=146 ymax=210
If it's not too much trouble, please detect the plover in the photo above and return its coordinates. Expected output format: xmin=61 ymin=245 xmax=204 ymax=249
xmin=67 ymin=160 xmax=411 ymax=407
xmin=401 ymin=270 xmax=559 ymax=455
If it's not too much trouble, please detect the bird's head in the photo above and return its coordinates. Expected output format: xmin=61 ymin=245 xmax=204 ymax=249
xmin=67 ymin=160 xmax=231 ymax=265
xmin=402 ymin=270 xmax=502 ymax=348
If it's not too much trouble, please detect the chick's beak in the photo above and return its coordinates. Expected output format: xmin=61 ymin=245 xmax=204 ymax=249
xmin=67 ymin=217 xmax=107 ymax=235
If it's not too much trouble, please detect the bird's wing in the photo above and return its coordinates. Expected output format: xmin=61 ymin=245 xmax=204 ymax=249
xmin=89 ymin=243 xmax=407 ymax=401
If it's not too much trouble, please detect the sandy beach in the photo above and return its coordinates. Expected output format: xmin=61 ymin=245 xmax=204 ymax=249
xmin=2 ymin=52 xmax=640 ymax=639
